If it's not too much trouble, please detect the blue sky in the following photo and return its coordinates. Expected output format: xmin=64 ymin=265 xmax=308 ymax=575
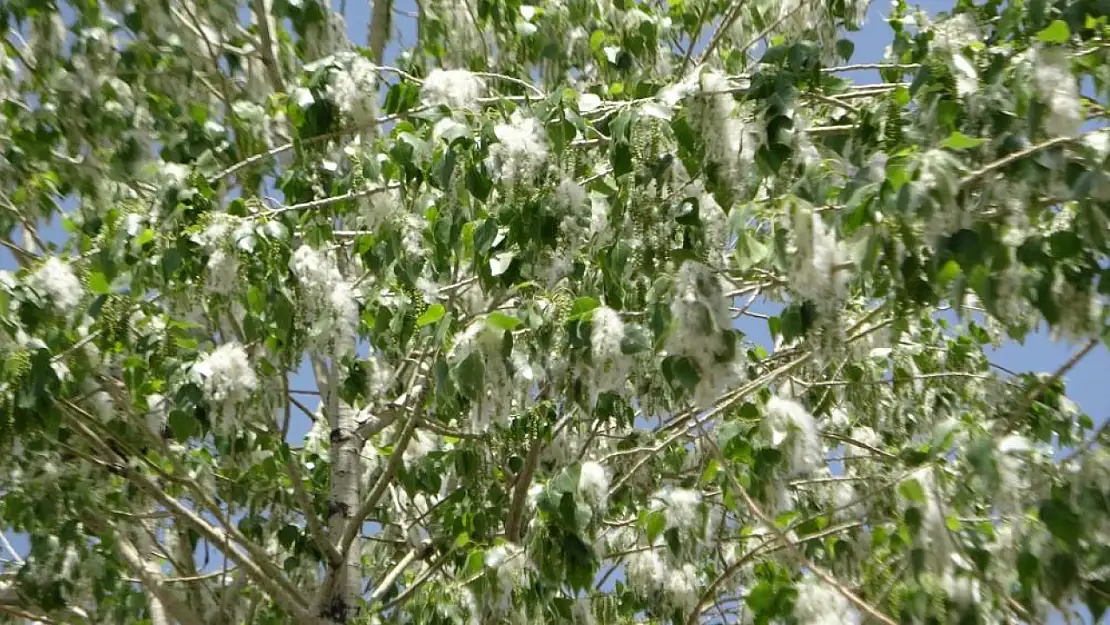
xmin=2 ymin=0 xmax=1108 ymax=622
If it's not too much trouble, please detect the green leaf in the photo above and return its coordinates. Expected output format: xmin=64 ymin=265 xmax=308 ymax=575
xmin=664 ymin=356 xmax=701 ymax=394
xmin=644 ymin=510 xmax=666 ymax=545
xmin=135 ymin=228 xmax=156 ymax=247
xmin=167 ymin=410 xmax=196 ymax=440
xmin=569 ymin=296 xmax=600 ymax=318
xmin=1039 ymin=497 xmax=1082 ymax=547
xmin=454 ymin=352 xmax=485 ymax=401
xmin=417 ymin=304 xmax=445 ymax=327
xmin=940 ymin=131 xmax=986 ymax=150
xmin=898 ymin=478 xmax=926 ymax=503
xmin=466 ymin=164 xmax=493 ymax=201
xmin=464 ymin=549 xmax=485 ymax=576
xmin=486 ymin=311 xmax=523 ymax=331
xmin=835 ymin=38 xmax=854 ymax=61
xmin=1036 ymin=20 xmax=1071 ymax=43
xmin=87 ymin=271 xmax=110 ymax=295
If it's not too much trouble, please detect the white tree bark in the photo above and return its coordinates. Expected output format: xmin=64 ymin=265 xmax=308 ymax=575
xmin=321 ymin=363 xmax=362 ymax=623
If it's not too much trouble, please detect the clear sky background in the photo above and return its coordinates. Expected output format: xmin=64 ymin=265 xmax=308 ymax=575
xmin=2 ymin=0 xmax=1108 ymax=622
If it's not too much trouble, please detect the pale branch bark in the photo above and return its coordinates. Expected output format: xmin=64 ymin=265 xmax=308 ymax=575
xmin=999 ymin=336 xmax=1100 ymax=435
xmin=315 ymin=398 xmax=421 ymax=619
xmin=323 ymin=359 xmax=364 ymax=623
xmin=0 ymin=533 xmax=21 ymax=564
xmin=116 ymin=531 xmax=205 ymax=625
xmin=284 ymin=449 xmax=343 ymax=565
xmin=367 ymin=547 xmax=419 ymax=603
xmin=266 ymin=183 xmax=402 ymax=215
xmin=695 ymin=0 xmax=748 ymax=67
xmin=505 ymin=436 xmax=543 ymax=543
xmin=687 ymin=521 xmax=864 ymax=625
xmin=959 ymin=134 xmax=1078 ymax=188
xmin=382 ymin=546 xmax=457 ymax=610
xmin=702 ymin=432 xmax=898 ymax=625
xmin=820 ymin=432 xmax=897 ymax=460
xmin=607 ymin=353 xmax=812 ymax=495
xmin=60 ymin=410 xmax=316 ymax=622
xmin=251 ymin=0 xmax=284 ymax=91
xmin=368 ymin=0 xmax=393 ymax=64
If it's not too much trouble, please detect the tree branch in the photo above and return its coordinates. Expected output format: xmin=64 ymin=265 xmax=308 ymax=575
xmin=251 ymin=0 xmax=284 ymax=91
xmin=505 ymin=436 xmax=543 ymax=543
xmin=116 ymin=531 xmax=206 ymax=625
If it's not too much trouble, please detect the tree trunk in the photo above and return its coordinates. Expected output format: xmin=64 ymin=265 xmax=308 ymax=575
xmin=322 ymin=365 xmax=362 ymax=623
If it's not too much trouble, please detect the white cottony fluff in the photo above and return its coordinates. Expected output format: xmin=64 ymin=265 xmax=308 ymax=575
xmin=145 ymin=394 xmax=168 ymax=438
xmin=206 ymin=248 xmax=239 ymax=295
xmin=851 ymin=426 xmax=882 ymax=450
xmin=651 ymin=487 xmax=702 ymax=533
xmin=665 ymin=563 xmax=699 ymax=613
xmin=931 ymin=13 xmax=980 ymax=52
xmin=490 ymin=110 xmax=549 ymax=183
xmin=29 ymin=257 xmax=82 ymax=313
xmin=790 ymin=209 xmax=850 ymax=308
xmin=905 ymin=467 xmax=953 ymax=566
xmin=578 ymin=461 xmax=610 ymax=510
xmin=193 ymin=342 xmax=257 ymax=428
xmin=690 ymin=70 xmax=745 ymax=184
xmin=626 ymin=549 xmax=667 ymax=594
xmin=485 ymin=543 xmax=529 ymax=600
xmin=555 ymin=178 xmax=587 ymax=211
xmin=1032 ymin=46 xmax=1082 ymax=137
xmin=290 ymin=245 xmax=359 ymax=357
xmin=422 ymin=69 xmax=484 ymax=109
xmin=327 ymin=54 xmax=378 ymax=125
xmin=763 ymin=395 xmax=822 ymax=475
xmin=449 ymin=321 xmax=516 ymax=432
xmin=590 ymin=306 xmax=631 ymax=397
xmin=403 ymin=430 xmax=440 ymax=468
xmin=793 ymin=576 xmax=861 ymax=625
xmin=667 ymin=261 xmax=742 ymax=407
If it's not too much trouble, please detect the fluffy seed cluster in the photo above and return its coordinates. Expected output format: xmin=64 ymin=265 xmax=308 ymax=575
xmin=930 ymin=13 xmax=980 ymax=52
xmin=193 ymin=342 xmax=257 ymax=431
xmin=422 ymin=69 xmax=484 ymax=110
xmin=490 ymin=111 xmax=549 ymax=183
xmin=762 ymin=395 xmax=822 ymax=476
xmin=290 ymin=245 xmax=359 ymax=358
xmin=1031 ymin=46 xmax=1082 ymax=138
xmin=789 ymin=209 xmax=850 ymax=309
xmin=904 ymin=467 xmax=953 ymax=567
xmin=449 ymin=321 xmax=517 ymax=432
xmin=29 ymin=257 xmax=82 ymax=313
xmin=193 ymin=214 xmax=255 ymax=295
xmin=485 ymin=543 xmax=530 ymax=605
xmin=402 ymin=429 xmax=441 ymax=468
xmin=590 ymin=306 xmax=632 ymax=399
xmin=650 ymin=487 xmax=703 ymax=534
xmin=327 ymin=53 xmax=378 ymax=126
xmin=626 ymin=549 xmax=667 ymax=594
xmin=578 ymin=460 xmax=610 ymax=510
xmin=689 ymin=70 xmax=746 ymax=185
xmin=626 ymin=549 xmax=699 ymax=612
xmin=667 ymin=261 xmax=743 ymax=407
xmin=793 ymin=576 xmax=861 ymax=625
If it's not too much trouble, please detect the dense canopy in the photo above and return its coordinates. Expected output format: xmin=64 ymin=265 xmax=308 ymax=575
xmin=1 ymin=0 xmax=1110 ymax=624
